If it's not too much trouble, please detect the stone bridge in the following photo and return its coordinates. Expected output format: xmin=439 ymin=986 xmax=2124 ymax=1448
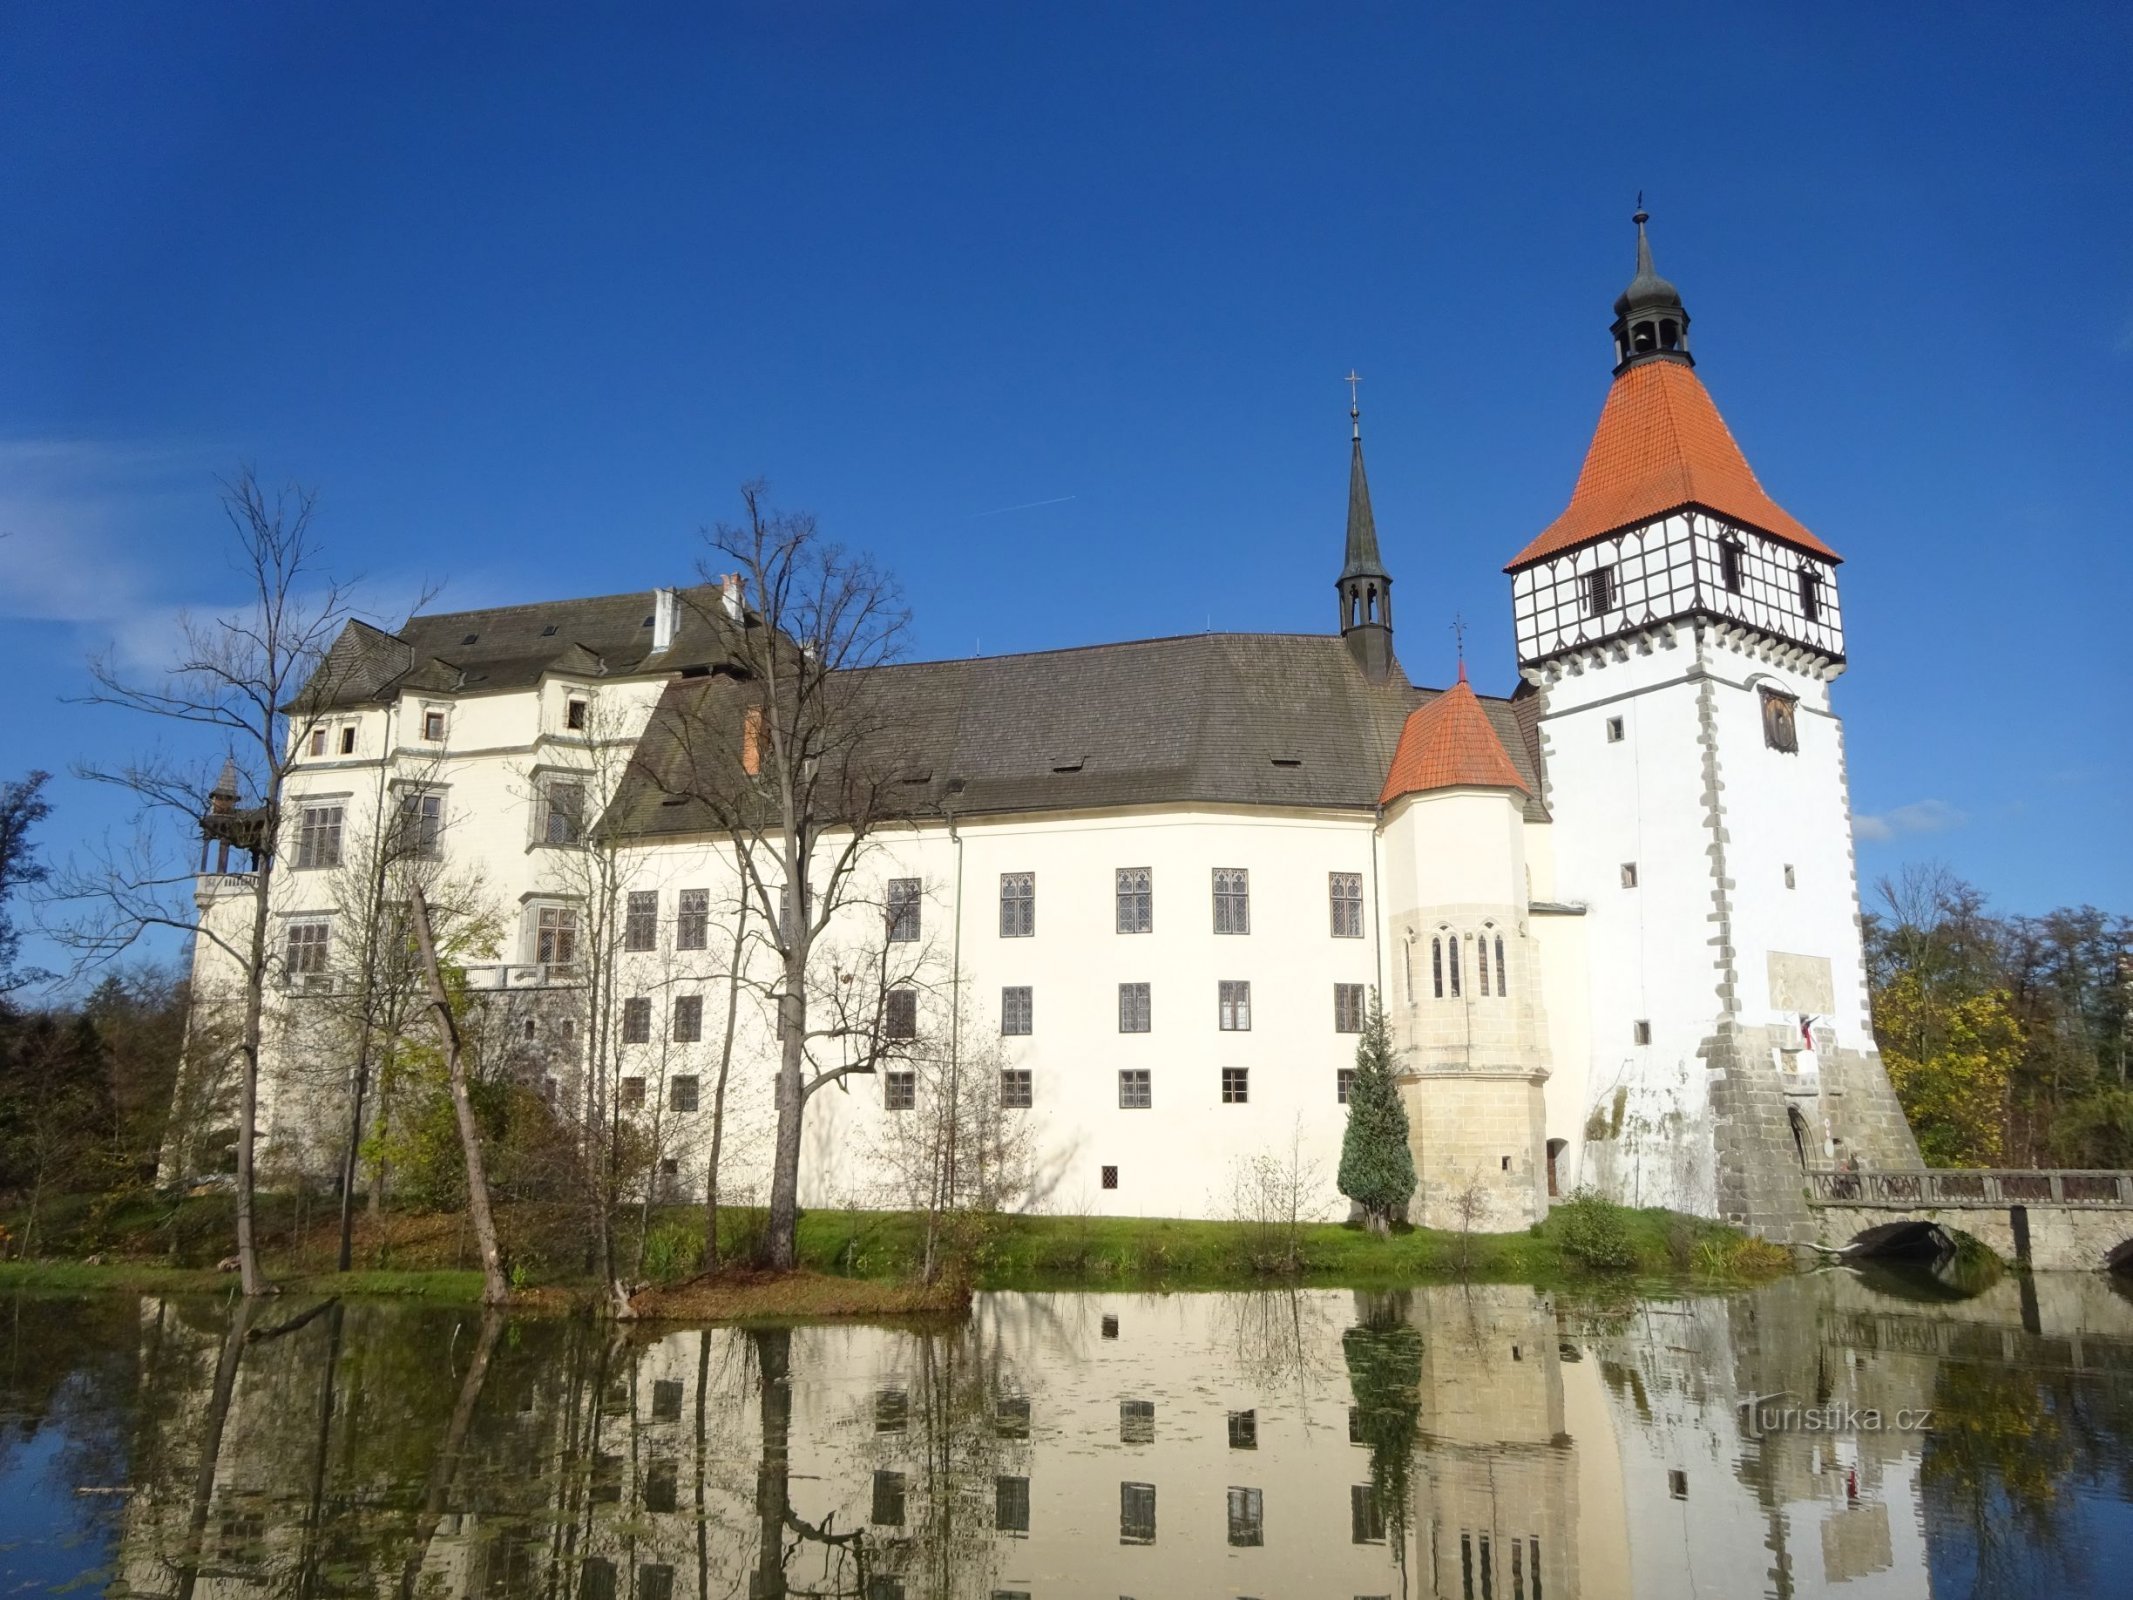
xmin=1806 ymin=1168 xmax=2133 ymax=1272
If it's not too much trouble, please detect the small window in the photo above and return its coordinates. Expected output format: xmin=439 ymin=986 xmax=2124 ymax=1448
xmin=1761 ymin=686 xmax=1800 ymax=753
xmin=566 ymin=696 xmax=588 ymax=732
xmin=1001 ymin=986 xmax=1032 ymax=1036
xmin=995 ymin=1396 xmax=1031 ymax=1438
xmin=676 ymin=887 xmax=709 ymax=950
xmin=1118 ymin=1069 xmax=1151 ymax=1110
xmin=1351 ymin=1483 xmax=1387 ymax=1544
xmin=637 ymin=1566 xmax=674 ymax=1600
xmin=1226 ymin=1485 xmax=1264 ymax=1548
xmin=999 ymin=871 xmax=1035 ymax=937
xmin=1621 ymin=862 xmax=1639 ymax=889
xmin=1100 ymin=1312 xmax=1119 ymax=1336
xmin=1228 ymin=1409 xmax=1257 ymax=1449
xmin=1115 ymin=866 xmax=1152 ymax=934
xmin=871 ymin=1470 xmax=906 ymax=1527
xmin=285 ymin=920 xmax=331 ymax=977
xmin=671 ymin=995 xmax=702 ymax=1043
xmin=1669 ymin=1469 xmax=1689 ymax=1500
xmin=1101 ymin=1166 xmax=1119 ymax=1191
xmin=619 ymin=1077 xmax=645 ymax=1109
xmin=1584 ymin=564 xmax=1616 ymax=618
xmin=875 ymin=1388 xmax=908 ymax=1432
xmin=338 ymin=725 xmax=356 ymax=755
xmin=308 ymin=726 xmax=327 ymax=757
xmin=1120 ymin=1399 xmax=1154 ymax=1444
xmin=1000 ymin=1068 xmax=1032 ymax=1109
xmin=621 ymin=997 xmax=651 ymax=1044
xmin=669 ymin=1075 xmax=699 ymax=1112
xmin=539 ymin=778 xmax=585 ymax=845
xmin=884 ymin=989 xmax=918 ymax=1040
xmin=1798 ymin=565 xmax=1821 ymax=623
xmin=1720 ymin=539 xmax=1744 ymax=594
xmin=1431 ymin=937 xmax=1444 ymax=999
xmin=534 ymin=905 xmax=579 ymax=970
xmin=295 ymin=804 xmax=345 ymax=870
xmin=650 ymin=1379 xmax=682 ymax=1420
xmin=884 ymin=1070 xmax=916 ymax=1111
xmin=1784 ymin=864 xmax=1797 ymax=890
xmin=1605 ymin=716 xmax=1624 ymax=743
xmin=1447 ymin=935 xmax=1463 ymax=998
xmin=1212 ymin=867 xmax=1250 ymax=934
xmin=886 ymin=877 xmax=921 ymax=942
xmin=624 ymin=890 xmax=658 ymax=952
xmin=1334 ymin=982 xmax=1366 ymax=1033
xmin=1478 ymin=934 xmax=1491 ymax=996
xmin=1118 ymin=982 xmax=1151 ymax=1034
xmin=397 ymin=790 xmax=444 ymax=858
xmin=1221 ymin=1066 xmax=1249 ymax=1104
xmin=422 ymin=708 xmax=447 ymax=743
xmin=1218 ymin=980 xmax=1251 ymax=1031
xmin=1329 ymin=871 xmax=1364 ymax=937
xmin=994 ymin=1476 xmax=1030 ymax=1535
xmin=1119 ymin=1481 xmax=1156 ymax=1545
xmin=1336 ymin=1067 xmax=1356 ymax=1104
xmin=1634 ymin=1020 xmax=1652 ymax=1045
xmin=1495 ymin=935 xmax=1508 ymax=996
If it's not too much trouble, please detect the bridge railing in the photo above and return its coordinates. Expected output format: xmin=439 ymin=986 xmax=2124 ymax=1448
xmin=1806 ymin=1169 xmax=2133 ymax=1209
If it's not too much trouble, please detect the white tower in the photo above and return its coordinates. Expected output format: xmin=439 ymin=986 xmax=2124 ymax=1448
xmin=1507 ymin=210 xmax=1918 ymax=1239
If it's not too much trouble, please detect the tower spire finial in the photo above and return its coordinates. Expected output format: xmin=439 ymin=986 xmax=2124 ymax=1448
xmin=1336 ymin=375 xmax=1393 ymax=681
xmin=1610 ymin=200 xmax=1692 ymax=375
xmin=1346 ymin=369 xmax=1361 ymax=441
xmin=1452 ymin=613 xmax=1468 ymax=683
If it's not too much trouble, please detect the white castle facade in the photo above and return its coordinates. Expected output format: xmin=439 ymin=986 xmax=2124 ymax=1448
xmin=181 ymin=215 xmax=1919 ymax=1239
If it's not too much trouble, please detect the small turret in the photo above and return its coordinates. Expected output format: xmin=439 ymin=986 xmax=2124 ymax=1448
xmin=1610 ymin=205 xmax=1693 ymax=374
xmin=1336 ymin=377 xmax=1395 ymax=682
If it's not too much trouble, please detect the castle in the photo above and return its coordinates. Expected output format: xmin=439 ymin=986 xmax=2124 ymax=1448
xmin=184 ymin=212 xmax=1920 ymax=1240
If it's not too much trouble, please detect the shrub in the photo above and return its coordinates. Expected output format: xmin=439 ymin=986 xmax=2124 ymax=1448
xmin=641 ymin=1223 xmax=699 ymax=1287
xmin=1554 ymin=1190 xmax=1638 ymax=1272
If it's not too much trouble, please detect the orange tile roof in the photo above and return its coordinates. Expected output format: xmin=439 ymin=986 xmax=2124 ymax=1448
xmin=1506 ymin=359 xmax=1839 ymax=571
xmin=1380 ymin=671 xmax=1531 ymax=805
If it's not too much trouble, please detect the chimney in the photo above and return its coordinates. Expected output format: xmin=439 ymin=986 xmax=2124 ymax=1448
xmin=741 ymin=705 xmax=765 ymax=776
xmin=652 ymin=587 xmax=680 ymax=652
xmin=721 ymin=572 xmax=744 ymax=621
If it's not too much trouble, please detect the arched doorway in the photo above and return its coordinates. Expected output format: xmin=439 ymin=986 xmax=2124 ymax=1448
xmin=1545 ymin=1138 xmax=1568 ymax=1198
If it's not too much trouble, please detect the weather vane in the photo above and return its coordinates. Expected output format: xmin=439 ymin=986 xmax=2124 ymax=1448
xmin=1452 ymin=612 xmax=1467 ymax=673
xmin=1346 ymin=369 xmax=1361 ymax=439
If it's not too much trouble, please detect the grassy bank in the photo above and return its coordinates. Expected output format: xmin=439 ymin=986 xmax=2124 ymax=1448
xmin=0 ymin=1192 xmax=1791 ymax=1312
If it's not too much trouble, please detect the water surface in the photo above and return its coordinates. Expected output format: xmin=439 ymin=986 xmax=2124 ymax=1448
xmin=4 ymin=1271 xmax=2132 ymax=1597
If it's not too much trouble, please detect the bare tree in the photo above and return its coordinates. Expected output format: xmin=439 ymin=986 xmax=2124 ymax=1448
xmin=641 ymin=483 xmax=914 ymax=1271
xmin=61 ymin=474 xmax=366 ymax=1296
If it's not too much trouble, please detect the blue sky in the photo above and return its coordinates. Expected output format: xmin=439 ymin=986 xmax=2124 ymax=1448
xmin=4 ymin=2 xmax=2128 ymax=982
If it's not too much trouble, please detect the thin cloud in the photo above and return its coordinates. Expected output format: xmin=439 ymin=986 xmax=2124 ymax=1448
xmin=1853 ymin=798 xmax=1965 ymax=843
xmin=967 ymin=494 xmax=1077 ymax=519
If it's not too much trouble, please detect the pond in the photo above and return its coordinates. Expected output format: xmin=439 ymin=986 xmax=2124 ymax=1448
xmin=4 ymin=1271 xmax=2133 ymax=1598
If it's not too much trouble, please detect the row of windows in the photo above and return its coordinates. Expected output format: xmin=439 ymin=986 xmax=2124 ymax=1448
xmin=1402 ymin=932 xmax=1511 ymax=1002
xmin=285 ymin=789 xmax=450 ymax=871
xmin=1581 ymin=550 xmax=1823 ymax=623
xmin=879 ymin=1065 xmax=1362 ymax=1113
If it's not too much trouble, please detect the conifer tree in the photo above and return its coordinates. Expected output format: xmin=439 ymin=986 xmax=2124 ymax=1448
xmin=1338 ymin=996 xmax=1415 ymax=1236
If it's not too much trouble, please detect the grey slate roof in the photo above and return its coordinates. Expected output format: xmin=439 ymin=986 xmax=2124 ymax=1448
xmin=299 ymin=585 xmax=747 ymax=710
xmin=611 ymin=631 xmax=1548 ymax=840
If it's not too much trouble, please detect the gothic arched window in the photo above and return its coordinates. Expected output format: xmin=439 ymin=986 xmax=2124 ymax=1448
xmin=1448 ymin=934 xmax=1463 ymax=999
xmin=1431 ymin=937 xmax=1444 ymax=1000
xmin=1478 ymin=934 xmax=1491 ymax=997
xmin=1495 ymin=936 xmax=1508 ymax=997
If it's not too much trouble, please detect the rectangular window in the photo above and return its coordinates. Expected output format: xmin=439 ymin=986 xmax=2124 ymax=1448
xmin=308 ymin=726 xmax=327 ymax=757
xmin=338 ymin=724 xmax=356 ymax=755
xmin=539 ymin=779 xmax=585 ymax=845
xmin=1605 ymin=715 xmax=1625 ymax=743
xmin=1634 ymin=1020 xmax=1652 ymax=1045
xmin=1000 ymin=1069 xmax=1032 ymax=1109
xmin=1100 ymin=1164 xmax=1119 ymax=1190
xmin=1720 ymin=539 xmax=1744 ymax=594
xmin=580 ymin=1560 xmax=616 ymax=1600
xmin=1226 ymin=1486 xmax=1264 ymax=1548
xmin=999 ymin=871 xmax=1034 ymax=937
xmin=644 ymin=1460 xmax=678 ymax=1513
xmin=1119 ymin=1481 xmax=1156 ymax=1546
xmin=886 ymin=877 xmax=921 ymax=942
xmin=295 ymin=804 xmax=344 ymax=870
xmin=884 ymin=988 xmax=918 ymax=1040
xmin=624 ymin=890 xmax=658 ymax=952
xmin=621 ymin=997 xmax=651 ymax=1044
xmin=1228 ymin=1409 xmax=1257 ymax=1449
xmin=535 ymin=905 xmax=579 ymax=971
xmin=1330 ymin=871 xmax=1364 ymax=937
xmin=1669 ymin=1469 xmax=1689 ymax=1500
xmin=1784 ymin=863 xmax=1797 ymax=889
xmin=1118 ymin=1069 xmax=1151 ymax=1110
xmin=875 ymin=1388 xmax=908 ymax=1432
xmin=1119 ymin=1399 xmax=1154 ymax=1445
xmin=1337 ymin=1067 xmax=1356 ymax=1104
xmin=397 ymin=789 xmax=444 ymax=858
xmin=1584 ymin=564 xmax=1616 ymax=617
xmin=884 ymin=1070 xmax=916 ymax=1111
xmin=995 ymin=1476 xmax=1030 ymax=1535
xmin=1334 ymin=982 xmax=1366 ymax=1033
xmin=619 ymin=1077 xmax=645 ymax=1109
xmin=651 ymin=1379 xmax=683 ymax=1420
xmin=1218 ymin=980 xmax=1251 ymax=1031
xmin=676 ymin=888 xmax=709 ymax=950
xmin=1115 ymin=866 xmax=1152 ymax=934
xmin=1001 ymin=985 xmax=1032 ymax=1036
xmin=1351 ymin=1483 xmax=1387 ymax=1544
xmin=285 ymin=920 xmax=330 ymax=977
xmin=1212 ymin=868 xmax=1250 ymax=934
xmin=421 ymin=708 xmax=447 ymax=742
xmin=1798 ymin=565 xmax=1821 ymax=622
xmin=871 ymin=1470 xmax=906 ymax=1527
xmin=637 ymin=1566 xmax=675 ymax=1600
xmin=566 ymin=696 xmax=588 ymax=732
xmin=1621 ymin=862 xmax=1639 ymax=889
xmin=1118 ymin=982 xmax=1150 ymax=1034
xmin=672 ymin=995 xmax=702 ymax=1043
xmin=995 ymin=1396 xmax=1031 ymax=1438
xmin=1221 ymin=1066 xmax=1249 ymax=1104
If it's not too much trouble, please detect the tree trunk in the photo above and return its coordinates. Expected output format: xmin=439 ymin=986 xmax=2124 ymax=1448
xmin=235 ymin=865 xmax=274 ymax=1297
xmin=702 ymin=871 xmax=750 ymax=1273
xmin=765 ymin=956 xmax=808 ymax=1270
xmin=334 ymin=1013 xmax=374 ymax=1272
xmin=408 ymin=888 xmax=509 ymax=1307
xmin=394 ymin=1310 xmax=503 ymax=1600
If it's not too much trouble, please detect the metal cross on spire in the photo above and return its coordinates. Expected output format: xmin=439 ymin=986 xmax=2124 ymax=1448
xmin=1452 ymin=612 xmax=1468 ymax=681
xmin=1346 ymin=370 xmax=1362 ymax=440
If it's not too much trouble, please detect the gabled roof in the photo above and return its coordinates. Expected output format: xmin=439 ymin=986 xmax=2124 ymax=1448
xmin=1507 ymin=359 xmax=1838 ymax=571
xmin=1379 ymin=669 xmax=1530 ymax=805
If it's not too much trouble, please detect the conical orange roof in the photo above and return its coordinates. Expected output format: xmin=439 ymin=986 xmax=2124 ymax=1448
xmin=1506 ymin=359 xmax=1837 ymax=571
xmin=1380 ymin=670 xmax=1530 ymax=805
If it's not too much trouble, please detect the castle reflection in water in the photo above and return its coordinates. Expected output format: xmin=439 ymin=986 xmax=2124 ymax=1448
xmin=104 ymin=1272 xmax=2133 ymax=1598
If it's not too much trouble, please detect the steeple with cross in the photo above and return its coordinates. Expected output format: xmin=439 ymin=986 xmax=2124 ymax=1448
xmin=1336 ymin=372 xmax=1395 ymax=681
